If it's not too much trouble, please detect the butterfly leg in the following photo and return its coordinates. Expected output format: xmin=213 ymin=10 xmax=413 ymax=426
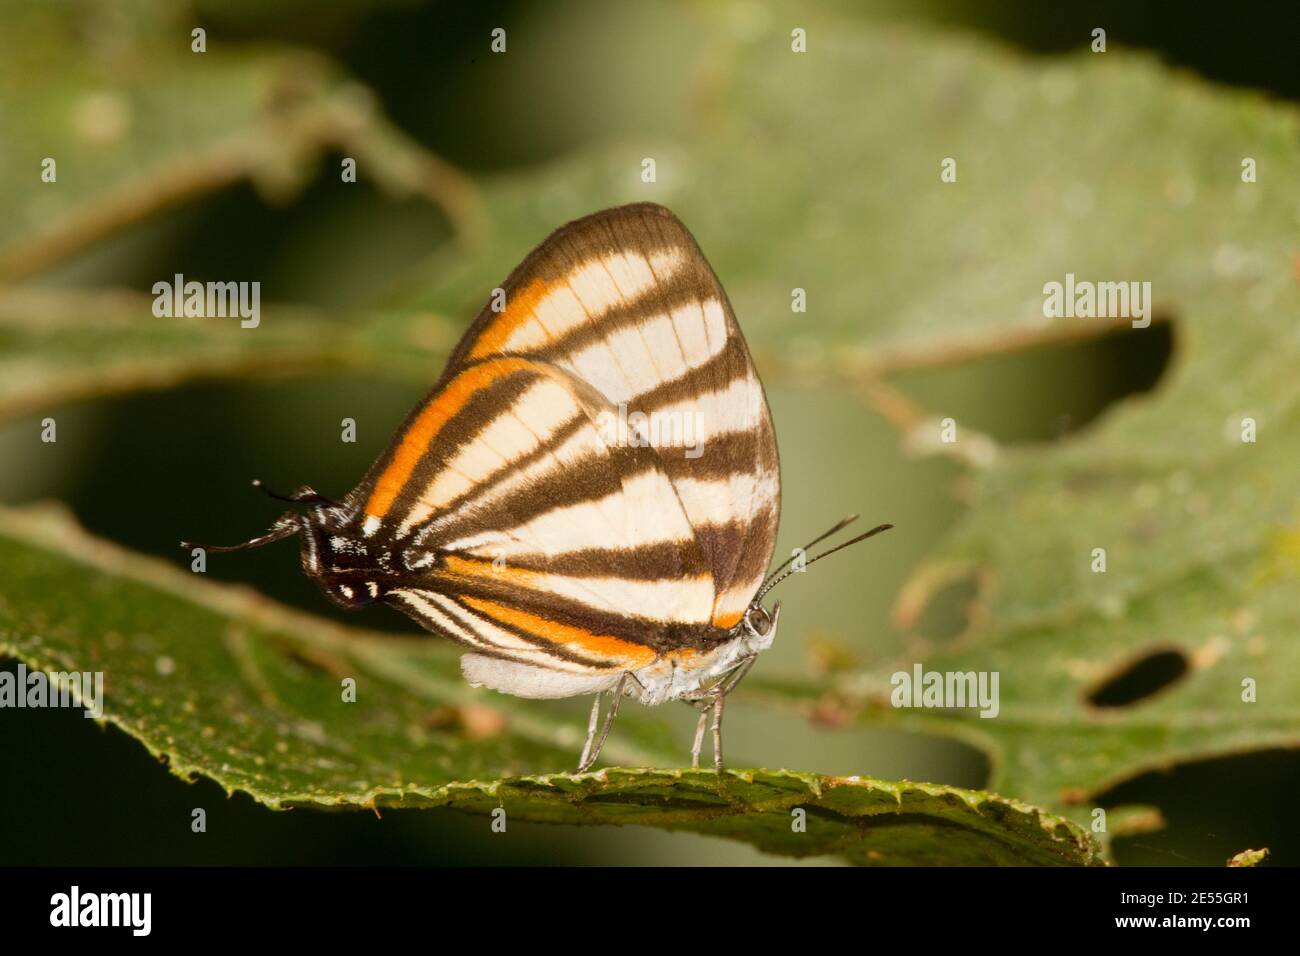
xmin=577 ymin=694 xmax=603 ymax=771
xmin=690 ymin=706 xmax=709 ymax=768
xmin=575 ymin=673 xmax=629 ymax=773
xmin=710 ymin=693 xmax=726 ymax=772
xmin=706 ymin=655 xmax=757 ymax=772
xmin=718 ymin=655 xmax=757 ymax=697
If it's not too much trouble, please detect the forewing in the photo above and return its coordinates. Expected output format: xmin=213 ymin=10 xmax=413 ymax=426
xmin=445 ymin=203 xmax=781 ymax=627
xmin=352 ymin=356 xmax=714 ymax=674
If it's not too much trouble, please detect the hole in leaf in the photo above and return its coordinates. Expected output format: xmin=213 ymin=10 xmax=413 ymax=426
xmin=1097 ymin=748 xmax=1300 ymax=866
xmin=910 ymin=573 xmax=980 ymax=644
xmin=897 ymin=317 xmax=1175 ymax=444
xmin=1086 ymin=647 xmax=1190 ymax=708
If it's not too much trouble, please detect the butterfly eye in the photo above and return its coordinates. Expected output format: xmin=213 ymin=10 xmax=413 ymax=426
xmin=743 ymin=605 xmax=772 ymax=639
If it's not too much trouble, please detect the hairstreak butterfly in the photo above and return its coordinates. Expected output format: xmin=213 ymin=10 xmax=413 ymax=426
xmin=183 ymin=203 xmax=890 ymax=771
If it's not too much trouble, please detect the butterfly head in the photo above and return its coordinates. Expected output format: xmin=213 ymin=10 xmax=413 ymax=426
xmin=300 ymin=516 xmax=392 ymax=611
xmin=740 ymin=600 xmax=781 ymax=653
xmin=180 ymin=481 xmax=388 ymax=611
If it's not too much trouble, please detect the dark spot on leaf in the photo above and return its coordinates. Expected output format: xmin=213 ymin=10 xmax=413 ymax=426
xmin=1086 ymin=647 xmax=1189 ymax=708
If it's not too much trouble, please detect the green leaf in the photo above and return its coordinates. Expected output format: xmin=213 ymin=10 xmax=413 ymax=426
xmin=0 ymin=14 xmax=480 ymax=416
xmin=0 ymin=502 xmax=1099 ymax=865
xmin=4 ymin=1 xmax=1293 ymax=859
xmin=0 ymin=18 xmax=481 ymax=282
xmin=554 ymin=15 xmax=1300 ymax=822
xmin=0 ymin=288 xmax=353 ymax=420
xmin=330 ymin=15 xmax=1300 ymax=824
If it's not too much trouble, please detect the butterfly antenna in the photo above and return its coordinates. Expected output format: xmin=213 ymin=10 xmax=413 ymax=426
xmin=179 ymin=518 xmax=299 ymax=553
xmin=759 ymin=513 xmax=861 ymax=591
xmin=753 ymin=522 xmax=894 ymax=605
xmin=251 ymin=479 xmax=336 ymax=507
xmin=178 ymin=480 xmax=328 ymax=552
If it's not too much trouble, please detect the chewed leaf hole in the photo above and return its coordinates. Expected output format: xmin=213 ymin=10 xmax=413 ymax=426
xmin=911 ymin=574 xmax=980 ymax=644
xmin=895 ymin=317 xmax=1175 ymax=444
xmin=1086 ymin=647 xmax=1190 ymax=708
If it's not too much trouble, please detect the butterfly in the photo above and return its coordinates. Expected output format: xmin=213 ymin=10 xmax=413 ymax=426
xmin=184 ymin=203 xmax=890 ymax=772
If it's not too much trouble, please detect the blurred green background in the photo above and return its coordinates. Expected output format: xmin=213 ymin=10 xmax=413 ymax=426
xmin=1 ymin=0 xmax=1295 ymax=865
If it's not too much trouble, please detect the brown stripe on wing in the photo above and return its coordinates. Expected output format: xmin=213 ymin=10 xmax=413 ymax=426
xmin=360 ymin=204 xmax=782 ymax=637
xmin=361 ymin=357 xmax=537 ymax=521
xmin=407 ymin=561 xmax=723 ymax=654
xmin=441 ymin=541 xmax=713 ymax=580
xmin=379 ymin=366 xmax=548 ymax=531
xmin=459 ymin=595 xmax=657 ymax=669
xmin=359 ymin=354 xmax=717 ymax=629
xmin=406 ymin=366 xmax=713 ymax=572
xmin=638 ymin=343 xmax=779 ymax=614
xmin=432 ymin=549 xmax=714 ymax=629
xmin=390 ymin=373 xmax=592 ymax=537
xmin=424 ymin=442 xmax=657 ymax=550
xmin=389 ymin=587 xmax=642 ymax=673
xmin=448 ymin=205 xmax=727 ymax=401
xmin=524 ymin=207 xmax=781 ymax=612
xmin=528 ymin=263 xmax=733 ymax=408
xmin=439 ymin=592 xmax=635 ymax=669
xmin=447 ymin=204 xmax=692 ymax=369
xmin=692 ymin=500 xmax=780 ymax=627
xmin=401 ymin=414 xmax=590 ymax=530
xmin=519 ymin=281 xmax=718 ymax=373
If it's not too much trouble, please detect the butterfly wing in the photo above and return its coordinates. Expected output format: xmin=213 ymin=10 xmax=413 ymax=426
xmin=441 ymin=203 xmax=781 ymax=629
xmin=349 ymin=356 xmax=716 ymax=693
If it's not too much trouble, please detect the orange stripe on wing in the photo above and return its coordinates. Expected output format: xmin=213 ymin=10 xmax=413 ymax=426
xmin=461 ymin=595 xmax=656 ymax=668
xmin=364 ymin=357 xmax=534 ymax=518
xmin=468 ymin=278 xmax=552 ymax=360
xmin=712 ymin=610 xmax=744 ymax=629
